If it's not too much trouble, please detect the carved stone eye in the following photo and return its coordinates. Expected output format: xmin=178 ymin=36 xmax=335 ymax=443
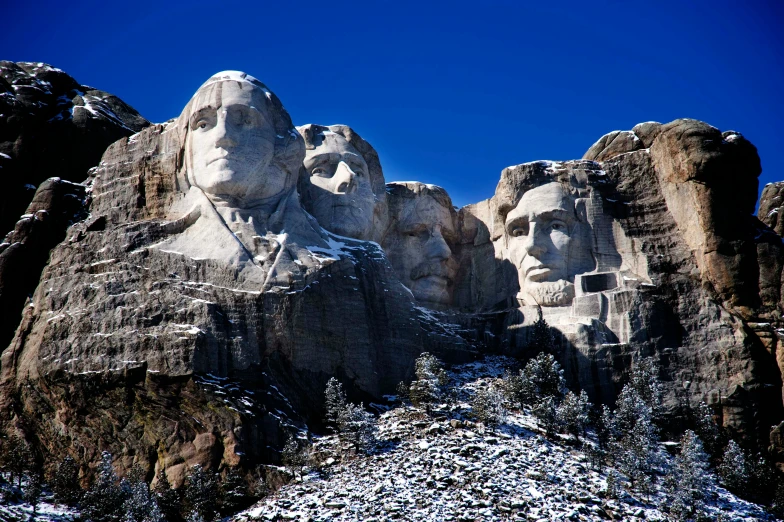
xmin=510 ymin=227 xmax=526 ymax=237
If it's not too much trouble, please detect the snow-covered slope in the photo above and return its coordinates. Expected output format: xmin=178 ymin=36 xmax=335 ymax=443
xmin=236 ymin=357 xmax=772 ymax=522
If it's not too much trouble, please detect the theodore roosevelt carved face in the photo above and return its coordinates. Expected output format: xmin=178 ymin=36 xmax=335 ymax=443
xmin=505 ymin=182 xmax=594 ymax=306
xmin=384 ymin=183 xmax=458 ymax=306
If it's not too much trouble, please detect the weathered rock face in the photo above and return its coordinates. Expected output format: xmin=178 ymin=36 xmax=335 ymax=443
xmin=0 ymin=61 xmax=149 ymax=349
xmin=0 ymin=63 xmax=782 ymax=480
xmin=0 ymin=72 xmax=472 ymax=483
xmin=454 ymin=119 xmax=783 ymax=446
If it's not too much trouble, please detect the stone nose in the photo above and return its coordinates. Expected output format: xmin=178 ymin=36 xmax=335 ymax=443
xmin=333 ymin=161 xmax=358 ymax=194
xmin=425 ymin=226 xmax=451 ymax=261
xmin=214 ymin=110 xmax=237 ymax=149
xmin=523 ymin=223 xmax=546 ymax=258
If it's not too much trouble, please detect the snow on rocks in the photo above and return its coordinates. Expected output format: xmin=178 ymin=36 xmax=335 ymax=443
xmin=235 ymin=357 xmax=772 ymax=522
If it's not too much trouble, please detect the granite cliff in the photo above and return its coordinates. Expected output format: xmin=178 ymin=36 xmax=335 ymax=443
xmin=0 ymin=67 xmax=782 ymax=486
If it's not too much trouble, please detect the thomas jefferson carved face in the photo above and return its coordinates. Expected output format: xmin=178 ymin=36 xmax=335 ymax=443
xmin=187 ymin=80 xmax=279 ymax=203
xmin=301 ymin=131 xmax=376 ymax=240
xmin=505 ymin=183 xmax=594 ymax=306
xmin=384 ymin=187 xmax=458 ymax=306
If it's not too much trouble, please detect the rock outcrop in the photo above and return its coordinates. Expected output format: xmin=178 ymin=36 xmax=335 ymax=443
xmin=0 ymin=65 xmax=782 ymax=482
xmin=0 ymin=61 xmax=149 ymax=348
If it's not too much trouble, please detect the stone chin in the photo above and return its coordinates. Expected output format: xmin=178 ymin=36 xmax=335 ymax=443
xmin=410 ymin=275 xmax=451 ymax=306
xmin=518 ymin=279 xmax=575 ymax=307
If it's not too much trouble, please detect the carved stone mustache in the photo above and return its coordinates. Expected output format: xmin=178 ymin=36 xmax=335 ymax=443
xmin=410 ymin=259 xmax=458 ymax=282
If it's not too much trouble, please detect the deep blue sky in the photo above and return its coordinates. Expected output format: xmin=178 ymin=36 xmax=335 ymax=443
xmin=3 ymin=1 xmax=782 ymax=208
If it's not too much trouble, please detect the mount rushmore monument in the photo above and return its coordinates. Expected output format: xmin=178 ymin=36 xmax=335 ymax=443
xmin=1 ymin=67 xmax=784 ymax=482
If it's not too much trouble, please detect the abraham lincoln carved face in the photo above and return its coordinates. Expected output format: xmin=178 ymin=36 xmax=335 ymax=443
xmin=505 ymin=183 xmax=595 ymax=306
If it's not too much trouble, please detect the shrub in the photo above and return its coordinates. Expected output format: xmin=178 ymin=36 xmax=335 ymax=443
xmin=471 ymin=382 xmax=507 ymax=428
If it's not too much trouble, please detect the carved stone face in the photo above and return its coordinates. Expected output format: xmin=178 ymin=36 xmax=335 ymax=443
xmin=505 ymin=182 xmax=593 ymax=306
xmin=301 ymin=132 xmax=376 ymax=239
xmin=386 ymin=194 xmax=457 ymax=305
xmin=187 ymin=81 xmax=278 ymax=202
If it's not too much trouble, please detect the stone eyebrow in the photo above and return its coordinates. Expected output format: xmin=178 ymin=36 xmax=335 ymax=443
xmin=534 ymin=208 xmax=574 ymax=222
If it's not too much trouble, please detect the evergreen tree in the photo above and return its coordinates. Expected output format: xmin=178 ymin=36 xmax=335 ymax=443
xmin=717 ymin=439 xmax=747 ymax=496
xmin=693 ymin=401 xmax=722 ymax=458
xmin=3 ymin=436 xmax=33 ymax=487
xmin=609 ymin=385 xmax=660 ymax=496
xmin=471 ymin=383 xmax=507 ymax=428
xmin=604 ymin=469 xmax=622 ymax=499
xmin=628 ymin=358 xmax=663 ymax=423
xmin=281 ymin=436 xmax=308 ymax=479
xmin=220 ymin=467 xmax=247 ymax=514
xmin=747 ymin=452 xmax=776 ymax=504
xmin=183 ymin=464 xmax=219 ymax=522
xmin=500 ymin=368 xmax=525 ymax=408
xmin=666 ymin=430 xmax=713 ymax=521
xmin=337 ymin=403 xmax=376 ymax=455
xmin=122 ymin=465 xmax=163 ymax=522
xmin=556 ymin=390 xmax=591 ymax=442
xmin=519 ymin=352 xmax=565 ymax=406
xmin=324 ymin=378 xmax=347 ymax=433
xmin=409 ymin=352 xmax=447 ymax=413
xmin=82 ymin=452 xmax=126 ymax=522
xmin=533 ymin=396 xmax=559 ymax=438
xmin=24 ymin=472 xmax=43 ymax=516
xmin=50 ymin=456 xmax=83 ymax=506
xmin=152 ymin=469 xmax=181 ymax=522
xmin=527 ymin=306 xmax=555 ymax=355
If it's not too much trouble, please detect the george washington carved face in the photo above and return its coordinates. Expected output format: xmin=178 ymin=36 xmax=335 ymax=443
xmin=505 ymin=182 xmax=595 ymax=306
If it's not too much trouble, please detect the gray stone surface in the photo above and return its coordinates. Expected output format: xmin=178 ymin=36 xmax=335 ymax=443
xmin=0 ymin=61 xmax=149 ymax=350
xmin=383 ymin=182 xmax=458 ymax=307
xmin=0 ymin=72 xmax=473 ymax=481
xmin=0 ymin=65 xmax=781 ymax=480
xmin=297 ymin=124 xmax=387 ymax=242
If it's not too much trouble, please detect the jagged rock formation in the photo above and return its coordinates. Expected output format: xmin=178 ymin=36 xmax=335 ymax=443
xmin=0 ymin=61 xmax=149 ymax=348
xmin=454 ymin=120 xmax=783 ymax=447
xmin=0 ymin=64 xmax=782 ymax=485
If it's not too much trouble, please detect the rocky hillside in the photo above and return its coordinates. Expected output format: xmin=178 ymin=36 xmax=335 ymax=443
xmin=236 ymin=357 xmax=773 ymax=521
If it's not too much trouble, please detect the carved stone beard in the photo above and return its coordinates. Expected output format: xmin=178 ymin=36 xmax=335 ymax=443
xmin=519 ymin=279 xmax=575 ymax=307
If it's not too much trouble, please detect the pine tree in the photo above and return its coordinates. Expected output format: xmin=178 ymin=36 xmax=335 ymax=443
xmin=605 ymin=469 xmax=622 ymax=499
xmin=609 ymin=385 xmax=660 ymax=496
xmin=500 ymin=368 xmax=525 ymax=408
xmin=82 ymin=451 xmax=126 ymax=522
xmin=666 ymin=430 xmax=713 ymax=521
xmin=409 ymin=352 xmax=447 ymax=413
xmin=220 ymin=467 xmax=247 ymax=514
xmin=281 ymin=436 xmax=308 ymax=479
xmin=122 ymin=465 xmax=163 ymax=522
xmin=717 ymin=439 xmax=747 ymax=496
xmin=183 ymin=464 xmax=219 ymax=522
xmin=50 ymin=456 xmax=83 ymax=506
xmin=527 ymin=306 xmax=555 ymax=355
xmin=3 ymin=436 xmax=33 ymax=487
xmin=693 ymin=401 xmax=722 ymax=458
xmin=556 ymin=390 xmax=591 ymax=442
xmin=628 ymin=358 xmax=663 ymax=423
xmin=520 ymin=352 xmax=565 ymax=406
xmin=24 ymin=472 xmax=43 ymax=516
xmin=533 ymin=396 xmax=559 ymax=438
xmin=338 ymin=403 xmax=376 ymax=455
xmin=324 ymin=378 xmax=347 ymax=433
xmin=471 ymin=382 xmax=507 ymax=428
xmin=152 ymin=469 xmax=181 ymax=522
